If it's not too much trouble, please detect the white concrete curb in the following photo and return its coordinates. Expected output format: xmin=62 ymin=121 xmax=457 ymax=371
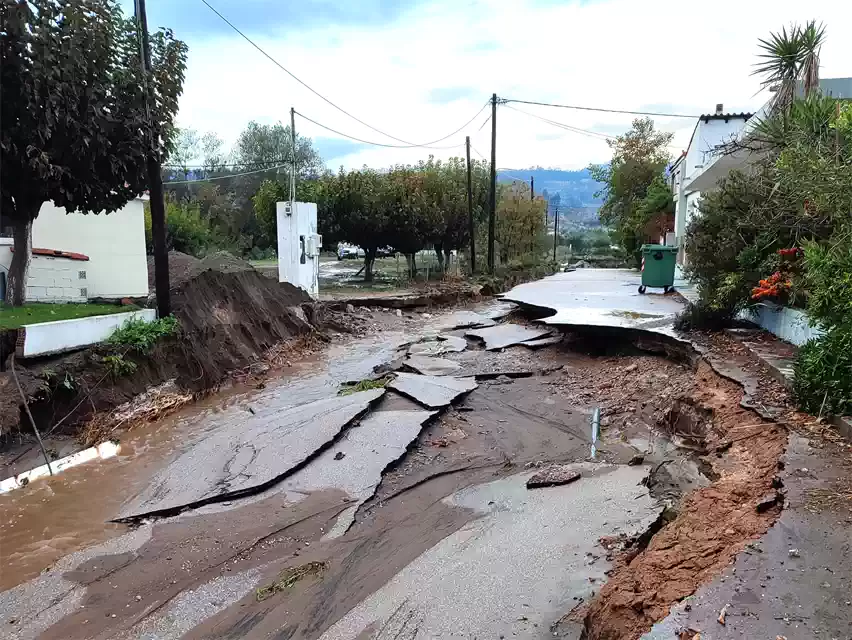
xmin=0 ymin=441 xmax=120 ymax=493
xmin=17 ymin=309 xmax=156 ymax=357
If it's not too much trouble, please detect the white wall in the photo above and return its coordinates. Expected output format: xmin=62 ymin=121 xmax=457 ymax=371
xmin=19 ymin=309 xmax=156 ymax=357
xmin=0 ymin=240 xmax=86 ymax=303
xmin=31 ymin=199 xmax=148 ymax=299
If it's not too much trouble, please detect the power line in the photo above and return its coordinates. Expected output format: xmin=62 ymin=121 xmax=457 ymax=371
xmin=503 ymin=104 xmax=615 ymax=141
xmin=503 ymin=98 xmax=700 ymax=119
xmin=200 ymin=0 xmax=487 ymax=148
xmin=293 ymin=110 xmax=465 ymax=150
xmin=163 ymin=163 xmax=290 ymax=185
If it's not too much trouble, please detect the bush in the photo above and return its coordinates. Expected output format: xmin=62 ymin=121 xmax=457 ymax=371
xmin=145 ymin=202 xmax=215 ymax=257
xmin=107 ymin=316 xmax=180 ymax=353
xmin=673 ymin=300 xmax=738 ymax=332
xmin=102 ymin=354 xmax=138 ymax=379
xmin=794 ymin=327 xmax=852 ymax=416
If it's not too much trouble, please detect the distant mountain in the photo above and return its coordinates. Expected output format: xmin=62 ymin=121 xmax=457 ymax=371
xmin=497 ymin=167 xmax=604 ymax=207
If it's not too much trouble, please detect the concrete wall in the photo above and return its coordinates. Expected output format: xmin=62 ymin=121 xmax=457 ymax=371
xmin=31 ymin=199 xmax=148 ymax=299
xmin=0 ymin=240 xmax=87 ymax=302
xmin=18 ymin=308 xmax=156 ymax=357
xmin=741 ymin=302 xmax=823 ymax=347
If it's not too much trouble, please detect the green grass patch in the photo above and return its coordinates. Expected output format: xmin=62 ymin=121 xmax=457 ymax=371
xmin=255 ymin=561 xmax=327 ymax=602
xmin=0 ymin=302 xmax=134 ymax=330
xmin=107 ymin=316 xmax=180 ymax=353
xmin=338 ymin=376 xmax=390 ymax=396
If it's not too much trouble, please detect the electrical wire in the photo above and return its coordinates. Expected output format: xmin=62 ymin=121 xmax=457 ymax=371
xmin=200 ymin=0 xmax=489 ymax=148
xmin=293 ymin=110 xmax=465 ymax=150
xmin=503 ymin=104 xmax=615 ymax=141
xmin=163 ymin=163 xmax=290 ymax=185
xmin=503 ymin=98 xmax=700 ymax=119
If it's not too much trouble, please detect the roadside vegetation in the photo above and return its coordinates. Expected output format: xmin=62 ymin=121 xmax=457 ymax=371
xmin=679 ymin=21 xmax=852 ymax=415
xmin=107 ymin=316 xmax=180 ymax=354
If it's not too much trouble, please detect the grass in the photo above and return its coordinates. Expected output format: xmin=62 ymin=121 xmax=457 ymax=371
xmin=338 ymin=376 xmax=390 ymax=395
xmin=248 ymin=258 xmax=278 ymax=267
xmin=107 ymin=316 xmax=180 ymax=353
xmin=0 ymin=302 xmax=134 ymax=330
xmin=255 ymin=561 xmax=327 ymax=602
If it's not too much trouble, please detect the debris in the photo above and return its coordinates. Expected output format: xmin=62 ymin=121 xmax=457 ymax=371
xmin=404 ymin=355 xmax=462 ymax=377
xmin=717 ymin=604 xmax=728 ymax=625
xmin=345 ymin=303 xmax=356 ymax=314
xmin=755 ymin=490 xmax=784 ymax=513
xmin=526 ymin=466 xmax=581 ymax=489
xmin=255 ymin=561 xmax=327 ymax=602
xmin=430 ymin=437 xmax=450 ymax=447
xmin=788 ymin=548 xmax=800 ymax=558
xmin=465 ymin=324 xmax=552 ymax=351
xmin=388 ymin=373 xmax=478 ymax=410
xmin=628 ymin=454 xmax=645 ymax=466
xmin=521 ymin=336 xmax=563 ymax=349
xmin=334 ymin=452 xmax=346 ymax=461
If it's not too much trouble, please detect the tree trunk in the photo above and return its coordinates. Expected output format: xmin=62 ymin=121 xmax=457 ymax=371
xmin=363 ymin=249 xmax=376 ymax=283
xmin=434 ymin=244 xmax=444 ymax=271
xmin=405 ymin=253 xmax=417 ymax=279
xmin=6 ymin=218 xmax=33 ymax=306
xmin=444 ymin=249 xmax=452 ymax=273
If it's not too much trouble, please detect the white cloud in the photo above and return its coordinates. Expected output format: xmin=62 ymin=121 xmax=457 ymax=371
xmin=176 ymin=0 xmax=852 ymax=171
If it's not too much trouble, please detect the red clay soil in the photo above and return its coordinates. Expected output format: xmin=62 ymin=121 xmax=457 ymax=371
xmin=581 ymin=360 xmax=789 ymax=640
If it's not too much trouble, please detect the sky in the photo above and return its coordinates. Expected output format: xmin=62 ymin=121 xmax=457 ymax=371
xmin=133 ymin=0 xmax=852 ymax=172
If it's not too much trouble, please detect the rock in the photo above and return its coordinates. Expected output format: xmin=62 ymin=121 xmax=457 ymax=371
xmin=334 ymin=451 xmax=346 ymax=460
xmin=622 ymin=364 xmax=638 ymax=374
xmin=345 ymin=303 xmax=356 ymax=314
xmin=717 ymin=604 xmax=728 ymax=625
xmin=526 ymin=465 xmax=581 ymax=489
xmin=788 ymin=548 xmax=800 ymax=558
xmin=395 ymin=309 xmax=402 ymax=317
xmin=756 ymin=490 xmax=784 ymax=513
xmin=627 ymin=454 xmax=645 ymax=466
xmin=422 ymin=313 xmax=432 ymax=319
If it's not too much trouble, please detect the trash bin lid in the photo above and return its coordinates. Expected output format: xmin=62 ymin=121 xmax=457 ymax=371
xmin=640 ymin=244 xmax=678 ymax=253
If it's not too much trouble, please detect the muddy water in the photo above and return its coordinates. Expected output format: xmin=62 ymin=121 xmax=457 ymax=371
xmin=0 ymin=332 xmax=405 ymax=591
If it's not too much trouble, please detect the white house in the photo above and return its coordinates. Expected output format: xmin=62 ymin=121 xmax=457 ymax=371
xmin=670 ymin=105 xmax=753 ymax=266
xmin=0 ymin=197 xmax=149 ymax=303
xmin=672 ymin=79 xmax=852 ymax=267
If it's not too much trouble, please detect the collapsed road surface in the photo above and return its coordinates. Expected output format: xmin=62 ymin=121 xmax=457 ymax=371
xmin=0 ymin=284 xmax=844 ymax=640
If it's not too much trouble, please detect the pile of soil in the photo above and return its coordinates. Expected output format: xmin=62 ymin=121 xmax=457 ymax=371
xmin=0 ymin=252 xmax=319 ymax=442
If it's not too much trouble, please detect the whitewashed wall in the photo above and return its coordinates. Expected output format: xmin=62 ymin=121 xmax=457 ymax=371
xmin=741 ymin=302 xmax=823 ymax=347
xmin=0 ymin=240 xmax=86 ymax=303
xmin=32 ymin=199 xmax=148 ymax=299
xmin=19 ymin=309 xmax=156 ymax=357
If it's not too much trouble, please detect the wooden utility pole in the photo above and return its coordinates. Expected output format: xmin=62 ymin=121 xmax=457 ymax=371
xmin=488 ymin=93 xmax=497 ymax=273
xmin=136 ymin=0 xmax=170 ymax=318
xmin=530 ymin=176 xmax=534 ymax=200
xmin=552 ymin=206 xmax=559 ymax=262
xmin=465 ymin=136 xmax=476 ymax=274
xmin=290 ymin=107 xmax=297 ymax=202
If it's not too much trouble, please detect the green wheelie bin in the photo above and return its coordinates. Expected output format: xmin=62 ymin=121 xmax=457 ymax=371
xmin=639 ymin=244 xmax=677 ymax=294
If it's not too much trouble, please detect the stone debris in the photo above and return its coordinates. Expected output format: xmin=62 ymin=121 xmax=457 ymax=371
xmin=404 ymin=355 xmax=463 ymax=377
xmin=466 ymin=324 xmax=552 ymax=351
xmin=521 ymin=335 xmax=563 ymax=349
xmin=717 ymin=603 xmax=728 ymax=625
xmin=627 ymin=454 xmax=645 ymax=466
xmin=526 ymin=465 xmax=581 ymax=489
xmin=388 ymin=373 xmax=478 ymax=410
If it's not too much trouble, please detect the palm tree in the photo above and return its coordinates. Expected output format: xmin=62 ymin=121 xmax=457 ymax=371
xmin=753 ymin=21 xmax=826 ymax=114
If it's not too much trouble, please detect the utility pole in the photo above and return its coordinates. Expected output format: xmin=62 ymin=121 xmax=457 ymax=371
xmin=465 ymin=136 xmax=476 ymax=274
xmin=530 ymin=176 xmax=534 ymax=200
xmin=290 ymin=107 xmax=297 ymax=203
xmin=135 ymin=0 xmax=170 ymax=318
xmin=552 ymin=206 xmax=559 ymax=262
xmin=488 ymin=93 xmax=497 ymax=273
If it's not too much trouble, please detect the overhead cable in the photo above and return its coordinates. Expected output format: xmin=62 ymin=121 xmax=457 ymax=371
xmin=200 ymin=0 xmax=488 ymax=147
xmin=163 ymin=163 xmax=289 ymax=185
xmin=503 ymin=98 xmax=700 ymax=119
xmin=293 ymin=110 xmax=465 ymax=150
xmin=503 ymin=104 xmax=614 ymax=141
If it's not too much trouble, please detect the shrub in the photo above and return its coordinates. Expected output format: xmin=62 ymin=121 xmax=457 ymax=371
xmin=145 ymin=202 xmax=215 ymax=257
xmin=102 ymin=354 xmax=138 ymax=379
xmin=107 ymin=316 xmax=180 ymax=353
xmin=794 ymin=327 xmax=852 ymax=416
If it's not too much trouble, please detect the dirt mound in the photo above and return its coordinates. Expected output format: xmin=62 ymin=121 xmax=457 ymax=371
xmin=147 ymin=250 xmax=257 ymax=292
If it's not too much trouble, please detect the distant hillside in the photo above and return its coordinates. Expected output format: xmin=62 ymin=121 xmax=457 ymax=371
xmin=497 ymin=167 xmax=604 ymax=207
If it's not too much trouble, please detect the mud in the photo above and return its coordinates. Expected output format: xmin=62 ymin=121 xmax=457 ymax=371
xmin=579 ymin=360 xmax=789 ymax=640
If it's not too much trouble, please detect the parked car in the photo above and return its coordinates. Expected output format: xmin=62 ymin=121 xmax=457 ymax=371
xmin=337 ymin=243 xmax=363 ymax=260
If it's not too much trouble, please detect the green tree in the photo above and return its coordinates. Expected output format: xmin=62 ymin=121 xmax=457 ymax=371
xmin=170 ymin=127 xmax=200 ymax=180
xmin=496 ymin=182 xmax=547 ymax=263
xmin=145 ymin=201 xmax=214 ymax=257
xmin=589 ymin=118 xmax=673 ymax=263
xmin=233 ymin=121 xmax=324 ymax=176
xmin=0 ymin=0 xmax=187 ymax=305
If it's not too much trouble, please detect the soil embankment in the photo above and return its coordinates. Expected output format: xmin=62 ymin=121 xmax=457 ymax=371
xmin=0 ymin=252 xmax=318 ymax=449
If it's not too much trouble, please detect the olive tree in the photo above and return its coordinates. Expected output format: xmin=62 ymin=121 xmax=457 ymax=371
xmin=0 ymin=0 xmax=186 ymax=305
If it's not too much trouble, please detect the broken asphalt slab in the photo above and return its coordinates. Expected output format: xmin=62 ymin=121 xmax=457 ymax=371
xmin=281 ymin=409 xmax=437 ymax=538
xmin=465 ymin=324 xmax=552 ymax=350
xmin=115 ymin=388 xmax=385 ymax=521
xmin=319 ymin=464 xmax=658 ymax=640
xmin=521 ymin=335 xmax=563 ymax=349
xmin=388 ymin=372 xmax=478 ymax=410
xmin=526 ymin=465 xmax=581 ymax=489
xmin=428 ymin=310 xmax=496 ymax=331
xmin=501 ymin=269 xmax=685 ymax=331
xmin=403 ymin=355 xmax=462 ymax=376
xmin=407 ymin=335 xmax=467 ymax=356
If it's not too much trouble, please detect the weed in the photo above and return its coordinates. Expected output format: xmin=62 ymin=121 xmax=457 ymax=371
xmin=255 ymin=561 xmax=327 ymax=602
xmin=103 ymin=354 xmax=138 ymax=379
xmin=338 ymin=376 xmax=389 ymax=396
xmin=107 ymin=316 xmax=180 ymax=353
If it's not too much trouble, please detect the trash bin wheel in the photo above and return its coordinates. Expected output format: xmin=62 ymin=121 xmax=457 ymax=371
xmin=663 ymin=285 xmax=670 ymax=294
xmin=638 ymin=285 xmax=647 ymax=294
